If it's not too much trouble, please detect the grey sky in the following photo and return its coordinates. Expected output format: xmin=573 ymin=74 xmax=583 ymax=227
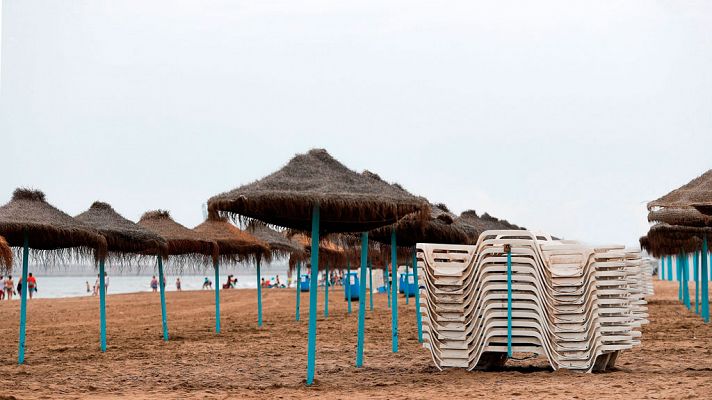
xmin=1 ymin=0 xmax=710 ymax=247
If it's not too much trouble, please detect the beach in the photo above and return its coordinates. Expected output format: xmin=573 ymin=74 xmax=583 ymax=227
xmin=0 ymin=280 xmax=710 ymax=399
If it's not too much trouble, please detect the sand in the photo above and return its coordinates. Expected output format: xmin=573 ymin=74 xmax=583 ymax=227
xmin=0 ymin=280 xmax=710 ymax=399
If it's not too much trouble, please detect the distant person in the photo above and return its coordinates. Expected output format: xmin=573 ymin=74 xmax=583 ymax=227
xmin=93 ymin=274 xmax=100 ymax=296
xmin=104 ymin=273 xmax=109 ymax=292
xmin=4 ymin=275 xmax=13 ymax=300
xmin=261 ymin=277 xmax=266 ymax=288
xmin=27 ymin=273 xmax=37 ymax=299
xmin=86 ymin=281 xmax=91 ymax=293
xmin=202 ymin=277 xmax=212 ymax=290
xmin=150 ymin=276 xmax=158 ymax=292
xmin=176 ymin=278 xmax=182 ymax=291
xmin=0 ymin=276 xmax=3 ymax=300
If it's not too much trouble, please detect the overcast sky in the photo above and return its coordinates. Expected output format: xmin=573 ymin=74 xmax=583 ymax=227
xmin=1 ymin=0 xmax=710 ymax=247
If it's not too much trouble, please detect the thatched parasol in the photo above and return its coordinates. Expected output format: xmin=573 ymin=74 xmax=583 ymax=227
xmin=370 ymin=202 xmax=469 ymax=247
xmin=640 ymin=223 xmax=709 ymax=258
xmin=208 ymin=148 xmax=429 ymax=233
xmin=193 ymin=217 xmax=271 ymax=264
xmin=246 ymin=221 xmax=304 ymax=260
xmin=648 ymin=206 xmax=712 ymax=227
xmin=290 ymin=233 xmax=346 ymax=269
xmin=0 ymin=236 xmax=12 ymax=272
xmin=138 ymin=210 xmax=218 ymax=264
xmin=648 ymin=169 xmax=712 ymax=214
xmin=76 ymin=201 xmax=168 ymax=258
xmin=454 ymin=209 xmax=525 ymax=245
xmin=0 ymin=189 xmax=108 ymax=260
xmin=0 ymin=188 xmax=108 ymax=364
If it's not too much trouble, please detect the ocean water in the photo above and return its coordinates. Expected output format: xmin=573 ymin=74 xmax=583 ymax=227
xmin=2 ymin=272 xmax=293 ymax=299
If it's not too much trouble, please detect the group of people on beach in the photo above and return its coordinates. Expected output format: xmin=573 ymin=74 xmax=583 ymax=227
xmin=86 ymin=272 xmax=109 ymax=296
xmin=1 ymin=274 xmax=38 ymax=300
xmin=261 ymin=274 xmax=286 ymax=288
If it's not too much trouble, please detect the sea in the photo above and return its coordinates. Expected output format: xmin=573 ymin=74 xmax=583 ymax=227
xmin=2 ymin=264 xmax=292 ymax=299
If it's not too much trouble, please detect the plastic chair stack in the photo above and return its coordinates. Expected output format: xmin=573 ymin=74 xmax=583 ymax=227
xmin=417 ymin=230 xmax=653 ymax=372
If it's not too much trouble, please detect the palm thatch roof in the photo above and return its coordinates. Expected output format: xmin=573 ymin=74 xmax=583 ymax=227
xmin=0 ymin=236 xmax=12 ymax=273
xmin=454 ymin=209 xmax=525 ymax=245
xmin=207 ymin=149 xmax=429 ymax=233
xmin=138 ymin=210 xmax=218 ymax=264
xmin=640 ymin=223 xmax=710 ymax=257
xmin=246 ymin=221 xmax=305 ymax=260
xmin=648 ymin=169 xmax=712 ymax=214
xmin=76 ymin=202 xmax=168 ymax=258
xmin=290 ymin=233 xmax=346 ymax=270
xmin=0 ymin=189 xmax=107 ymax=261
xmin=193 ymin=217 xmax=271 ymax=264
xmin=369 ymin=202 xmax=469 ymax=247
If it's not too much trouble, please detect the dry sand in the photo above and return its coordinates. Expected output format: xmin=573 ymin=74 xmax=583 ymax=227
xmin=0 ymin=280 xmax=710 ymax=399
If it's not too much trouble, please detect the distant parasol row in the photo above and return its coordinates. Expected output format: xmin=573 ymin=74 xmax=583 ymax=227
xmin=418 ymin=230 xmax=654 ymax=372
xmin=641 ymin=169 xmax=712 ymax=322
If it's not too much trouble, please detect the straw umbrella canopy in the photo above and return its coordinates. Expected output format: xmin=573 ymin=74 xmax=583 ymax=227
xmin=0 ymin=188 xmax=108 ymax=365
xmin=0 ymin=189 xmax=108 ymax=260
xmin=290 ymin=233 xmax=346 ymax=269
xmin=640 ymin=223 xmax=709 ymax=258
xmin=138 ymin=210 xmax=218 ymax=264
xmin=75 ymin=201 xmax=168 ymax=259
xmin=370 ymin=202 xmax=469 ymax=247
xmin=648 ymin=206 xmax=712 ymax=228
xmin=247 ymin=221 xmax=305 ymax=261
xmin=454 ymin=209 xmax=525 ymax=245
xmin=648 ymin=169 xmax=712 ymax=214
xmin=193 ymin=216 xmax=271 ymax=264
xmin=0 ymin=236 xmax=12 ymax=273
xmin=207 ymin=148 xmax=429 ymax=233
xmin=207 ymin=149 xmax=429 ymax=383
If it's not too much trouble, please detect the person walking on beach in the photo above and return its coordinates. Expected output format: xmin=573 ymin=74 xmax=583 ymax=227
xmin=27 ymin=273 xmax=37 ymax=299
xmin=93 ymin=275 xmax=100 ymax=296
xmin=176 ymin=278 xmax=182 ymax=291
xmin=4 ymin=276 xmax=13 ymax=300
xmin=202 ymin=277 xmax=212 ymax=290
xmin=0 ymin=277 xmax=3 ymax=300
xmin=86 ymin=281 xmax=91 ymax=293
xmin=150 ymin=276 xmax=158 ymax=292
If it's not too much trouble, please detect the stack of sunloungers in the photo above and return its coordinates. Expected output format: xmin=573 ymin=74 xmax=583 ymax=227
xmin=417 ymin=230 xmax=653 ymax=372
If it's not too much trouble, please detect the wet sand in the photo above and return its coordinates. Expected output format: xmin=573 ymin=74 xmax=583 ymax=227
xmin=0 ymin=280 xmax=710 ymax=399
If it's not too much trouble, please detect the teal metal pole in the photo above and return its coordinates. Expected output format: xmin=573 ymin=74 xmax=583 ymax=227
xmin=368 ymin=259 xmax=373 ymax=311
xmin=659 ymin=259 xmax=664 ymax=280
xmin=257 ymin=258 xmax=263 ymax=327
xmin=695 ymin=252 xmax=700 ymax=315
xmin=405 ymin=261 xmax=410 ymax=305
xmin=99 ymin=259 xmax=107 ymax=351
xmin=346 ymin=261 xmax=352 ymax=314
xmin=667 ymin=255 xmax=673 ymax=281
xmin=702 ymin=236 xmax=709 ymax=323
xmin=356 ymin=232 xmax=368 ymax=367
xmin=683 ymin=253 xmax=691 ymax=310
xmin=324 ymin=263 xmax=329 ymax=318
xmin=18 ymin=231 xmax=29 ymax=364
xmin=390 ymin=230 xmax=398 ymax=353
xmin=677 ymin=255 xmax=682 ymax=301
xmin=214 ymin=260 xmax=221 ymax=333
xmin=296 ymin=260 xmax=301 ymax=321
xmin=412 ymin=246 xmax=422 ymax=343
xmin=506 ymin=245 xmax=513 ymax=357
xmin=157 ymin=255 xmax=168 ymax=341
xmin=306 ymin=204 xmax=320 ymax=386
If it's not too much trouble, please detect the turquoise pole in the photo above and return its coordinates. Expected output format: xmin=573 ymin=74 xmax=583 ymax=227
xmin=356 ymin=232 xmax=368 ymax=367
xmin=257 ymin=258 xmax=263 ymax=327
xmin=99 ymin=259 xmax=107 ymax=351
xmin=506 ymin=245 xmax=513 ymax=357
xmin=306 ymin=204 xmax=320 ymax=386
xmin=17 ymin=231 xmax=29 ymax=364
xmin=659 ymin=259 xmax=664 ymax=280
xmin=667 ymin=255 xmax=673 ymax=281
xmin=412 ymin=246 xmax=422 ymax=343
xmin=683 ymin=254 xmax=691 ymax=310
xmin=695 ymin=252 xmax=700 ymax=315
xmin=346 ymin=261 xmax=352 ymax=314
xmin=405 ymin=261 xmax=410 ymax=305
xmin=157 ymin=255 xmax=168 ymax=341
xmin=368 ymin=259 xmax=373 ymax=311
xmin=324 ymin=263 xmax=329 ymax=318
xmin=702 ymin=236 xmax=709 ymax=323
xmin=390 ymin=230 xmax=398 ymax=353
xmin=296 ymin=261 xmax=301 ymax=321
xmin=675 ymin=253 xmax=682 ymax=302
xmin=214 ymin=260 xmax=221 ymax=333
